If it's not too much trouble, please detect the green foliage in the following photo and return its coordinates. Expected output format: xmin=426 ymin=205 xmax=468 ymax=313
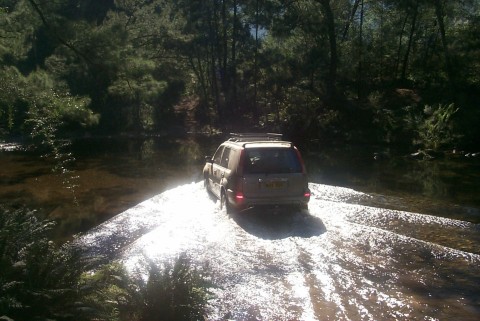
xmin=402 ymin=102 xmax=460 ymax=151
xmin=19 ymin=70 xmax=97 ymax=134
xmin=0 ymin=205 xmax=90 ymax=320
xmin=78 ymin=263 xmax=134 ymax=321
xmin=136 ymin=255 xmax=211 ymax=321
xmin=0 ymin=66 xmax=98 ymax=137
xmin=83 ymin=1 xmax=188 ymax=132
xmin=2 ymin=0 xmax=480 ymax=145
xmin=0 ymin=66 xmax=24 ymax=135
xmin=0 ymin=67 xmax=97 ymax=199
xmin=107 ymin=57 xmax=168 ymax=131
xmin=78 ymin=255 xmax=212 ymax=321
xmin=0 ymin=206 xmax=212 ymax=321
xmin=0 ymin=0 xmax=40 ymax=65
xmin=0 ymin=64 xmax=98 ymax=196
xmin=415 ymin=103 xmax=459 ymax=150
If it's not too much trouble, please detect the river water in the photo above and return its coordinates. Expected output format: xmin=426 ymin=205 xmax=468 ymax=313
xmin=80 ymin=182 xmax=480 ymax=320
xmin=1 ymin=136 xmax=480 ymax=320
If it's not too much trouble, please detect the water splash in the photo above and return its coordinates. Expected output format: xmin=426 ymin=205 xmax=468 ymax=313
xmin=78 ymin=182 xmax=480 ymax=320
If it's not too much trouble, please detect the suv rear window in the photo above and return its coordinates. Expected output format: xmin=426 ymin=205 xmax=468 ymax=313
xmin=244 ymin=148 xmax=302 ymax=174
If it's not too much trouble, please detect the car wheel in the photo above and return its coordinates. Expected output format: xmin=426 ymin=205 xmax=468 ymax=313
xmin=220 ymin=190 xmax=226 ymax=211
xmin=220 ymin=189 xmax=234 ymax=214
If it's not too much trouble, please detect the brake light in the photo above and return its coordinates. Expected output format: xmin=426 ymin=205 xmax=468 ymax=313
xmin=235 ymin=178 xmax=244 ymax=204
xmin=304 ymin=189 xmax=311 ymax=202
xmin=235 ymin=192 xmax=244 ymax=202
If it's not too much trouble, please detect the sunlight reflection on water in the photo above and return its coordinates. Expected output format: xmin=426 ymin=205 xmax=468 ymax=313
xmin=78 ymin=181 xmax=480 ymax=320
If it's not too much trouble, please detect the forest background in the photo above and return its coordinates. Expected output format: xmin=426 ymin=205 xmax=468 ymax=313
xmin=1 ymin=1 xmax=480 ymax=319
xmin=1 ymin=0 xmax=479 ymax=151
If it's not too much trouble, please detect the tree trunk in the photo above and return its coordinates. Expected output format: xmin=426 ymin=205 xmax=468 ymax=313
xmin=221 ymin=0 xmax=228 ymax=92
xmin=394 ymin=14 xmax=409 ymax=78
xmin=209 ymin=1 xmax=221 ymax=116
xmin=254 ymin=0 xmax=259 ymax=118
xmin=318 ymin=0 xmax=337 ymax=99
xmin=401 ymin=0 xmax=419 ymax=81
xmin=231 ymin=0 xmax=238 ymax=114
xmin=342 ymin=0 xmax=360 ymax=42
xmin=188 ymin=54 xmax=209 ymax=109
xmin=357 ymin=0 xmax=364 ymax=99
xmin=433 ymin=0 xmax=454 ymax=86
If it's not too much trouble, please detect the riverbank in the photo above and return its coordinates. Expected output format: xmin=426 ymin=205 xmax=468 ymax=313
xmin=1 ymin=135 xmax=479 ymax=244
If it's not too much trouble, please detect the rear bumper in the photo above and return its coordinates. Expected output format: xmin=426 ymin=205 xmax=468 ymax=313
xmin=227 ymin=189 xmax=310 ymax=210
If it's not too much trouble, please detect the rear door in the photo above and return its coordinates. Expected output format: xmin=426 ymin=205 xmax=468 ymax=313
xmin=209 ymin=146 xmax=224 ymax=197
xmin=211 ymin=146 xmax=233 ymax=197
xmin=242 ymin=147 xmax=306 ymax=199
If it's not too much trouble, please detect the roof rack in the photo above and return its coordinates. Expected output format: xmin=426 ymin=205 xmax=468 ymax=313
xmin=228 ymin=132 xmax=283 ymax=142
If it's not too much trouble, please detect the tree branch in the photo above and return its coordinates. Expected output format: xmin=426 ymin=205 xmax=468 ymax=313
xmin=26 ymin=0 xmax=94 ymax=66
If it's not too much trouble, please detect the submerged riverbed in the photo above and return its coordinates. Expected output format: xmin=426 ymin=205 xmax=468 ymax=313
xmin=79 ymin=181 xmax=480 ymax=320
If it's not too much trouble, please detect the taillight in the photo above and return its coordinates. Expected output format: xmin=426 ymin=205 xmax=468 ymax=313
xmin=235 ymin=192 xmax=244 ymax=203
xmin=234 ymin=178 xmax=244 ymax=204
xmin=304 ymin=189 xmax=311 ymax=202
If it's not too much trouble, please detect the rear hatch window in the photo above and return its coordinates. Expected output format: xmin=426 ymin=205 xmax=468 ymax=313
xmin=242 ymin=147 xmax=305 ymax=198
xmin=244 ymin=148 xmax=302 ymax=174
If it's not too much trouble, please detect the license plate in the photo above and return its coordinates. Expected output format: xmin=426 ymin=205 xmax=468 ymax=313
xmin=265 ymin=181 xmax=285 ymax=189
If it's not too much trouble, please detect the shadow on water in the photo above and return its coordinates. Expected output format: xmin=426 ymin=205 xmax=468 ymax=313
xmin=231 ymin=207 xmax=326 ymax=240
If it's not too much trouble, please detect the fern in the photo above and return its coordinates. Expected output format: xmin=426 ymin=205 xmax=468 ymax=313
xmin=1 ymin=206 xmax=212 ymax=321
xmin=418 ymin=103 xmax=459 ymax=150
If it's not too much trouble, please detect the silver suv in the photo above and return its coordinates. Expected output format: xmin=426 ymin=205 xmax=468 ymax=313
xmin=203 ymin=133 xmax=310 ymax=213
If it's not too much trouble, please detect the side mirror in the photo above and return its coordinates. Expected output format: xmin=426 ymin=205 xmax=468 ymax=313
xmin=205 ymin=156 xmax=213 ymax=163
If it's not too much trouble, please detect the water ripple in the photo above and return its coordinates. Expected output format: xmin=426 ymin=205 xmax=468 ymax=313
xmin=77 ymin=181 xmax=480 ymax=320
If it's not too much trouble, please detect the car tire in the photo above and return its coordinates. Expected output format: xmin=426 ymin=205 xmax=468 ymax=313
xmin=220 ymin=189 xmax=234 ymax=215
xmin=220 ymin=189 xmax=226 ymax=210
